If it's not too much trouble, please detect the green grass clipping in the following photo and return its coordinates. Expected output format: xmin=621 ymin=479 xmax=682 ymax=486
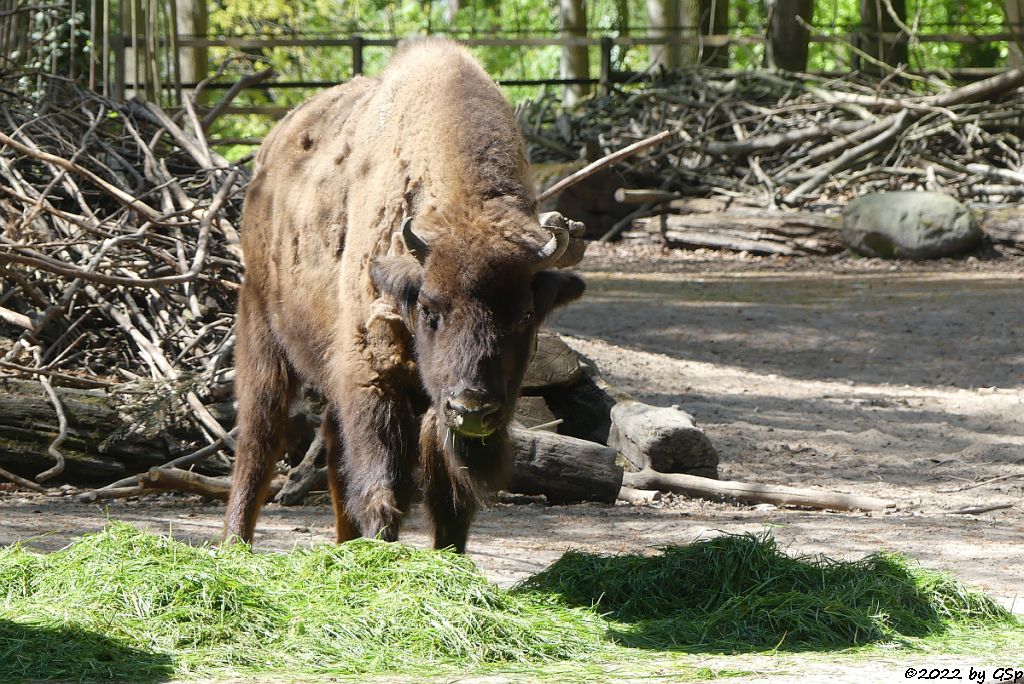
xmin=0 ymin=523 xmax=1019 ymax=681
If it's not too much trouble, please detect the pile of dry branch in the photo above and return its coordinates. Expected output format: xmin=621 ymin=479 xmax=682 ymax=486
xmin=520 ymin=67 xmax=1024 ymax=209
xmin=0 ymin=72 xmax=246 ymax=486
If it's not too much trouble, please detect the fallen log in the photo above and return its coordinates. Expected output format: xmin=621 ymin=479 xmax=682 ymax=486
xmin=0 ymin=378 xmax=179 ymax=483
xmin=507 ymin=426 xmax=623 ymax=504
xmin=84 ymin=428 xmax=622 ymax=506
xmin=609 ymin=401 xmax=718 ymax=479
xmin=616 ymin=486 xmax=663 ymax=505
xmin=15 ymin=332 xmax=714 ymax=507
xmin=644 ymin=211 xmax=844 ymax=255
xmin=514 ymin=396 xmax=560 ymax=432
xmin=521 ymin=332 xmax=584 ymax=392
xmin=523 ymin=339 xmax=719 ymax=479
xmin=622 ymin=468 xmax=896 ymax=512
xmin=978 ymin=206 xmax=1024 ymax=248
xmin=516 ymin=332 xmax=620 ymax=445
xmin=664 ymin=228 xmax=799 ymax=255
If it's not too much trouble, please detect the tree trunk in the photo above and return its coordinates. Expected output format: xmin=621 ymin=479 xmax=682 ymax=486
xmin=445 ymin=0 xmax=461 ymax=24
xmin=858 ymin=0 xmax=908 ymax=76
xmin=679 ymin=0 xmax=701 ymax=65
xmin=765 ymin=0 xmax=814 ymax=71
xmin=647 ymin=0 xmax=681 ymax=72
xmin=609 ymin=401 xmax=718 ymax=478
xmin=616 ymin=0 xmax=630 ymax=36
xmin=1007 ymin=0 xmax=1024 ymax=68
xmin=0 ymin=379 xmax=197 ymax=484
xmin=560 ymin=0 xmax=591 ymax=107
xmin=174 ymin=0 xmax=208 ymax=100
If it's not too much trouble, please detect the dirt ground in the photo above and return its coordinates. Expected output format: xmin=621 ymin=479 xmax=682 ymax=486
xmin=2 ymin=246 xmax=1023 ymax=676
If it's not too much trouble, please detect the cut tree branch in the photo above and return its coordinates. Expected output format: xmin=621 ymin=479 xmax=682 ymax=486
xmin=622 ymin=468 xmax=896 ymax=512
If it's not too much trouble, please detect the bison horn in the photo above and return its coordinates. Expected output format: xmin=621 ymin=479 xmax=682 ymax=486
xmin=536 ymin=212 xmax=586 ymax=268
xmin=401 ymin=216 xmax=430 ymax=263
xmin=536 ymin=227 xmax=569 ymax=265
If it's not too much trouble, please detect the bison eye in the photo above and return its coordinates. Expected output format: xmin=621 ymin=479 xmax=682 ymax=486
xmin=518 ymin=310 xmax=534 ymax=329
xmin=419 ymin=304 xmax=440 ymax=331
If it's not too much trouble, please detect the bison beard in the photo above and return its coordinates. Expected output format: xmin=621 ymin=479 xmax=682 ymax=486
xmin=223 ymin=38 xmax=586 ymax=553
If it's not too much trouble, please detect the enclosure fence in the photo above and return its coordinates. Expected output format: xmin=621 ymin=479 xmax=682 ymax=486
xmin=1 ymin=0 xmax=1022 ymax=119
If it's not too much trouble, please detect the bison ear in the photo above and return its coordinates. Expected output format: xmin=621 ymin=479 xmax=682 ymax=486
xmin=532 ymin=271 xmax=585 ymax=318
xmin=371 ymin=256 xmax=423 ymax=323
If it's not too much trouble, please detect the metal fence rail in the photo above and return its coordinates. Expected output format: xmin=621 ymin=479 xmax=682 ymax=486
xmin=109 ymin=31 xmax=1017 ymax=111
xmin=3 ymin=1 xmax=1018 ymax=120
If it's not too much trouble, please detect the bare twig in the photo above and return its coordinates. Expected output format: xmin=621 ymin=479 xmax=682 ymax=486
xmin=74 ymin=428 xmax=239 ymax=503
xmin=34 ymin=375 xmax=67 ymax=482
xmin=0 ymin=130 xmax=161 ymax=219
xmin=537 ymin=130 xmax=672 ymax=203
xmin=783 ymin=110 xmax=910 ymax=204
xmin=938 ymin=473 xmax=1023 ymax=493
xmin=623 ymin=468 xmax=897 ymax=512
xmin=947 ymin=503 xmax=1014 ymax=515
xmin=201 ymin=68 xmax=275 ymax=131
xmin=0 ymin=465 xmax=49 ymax=493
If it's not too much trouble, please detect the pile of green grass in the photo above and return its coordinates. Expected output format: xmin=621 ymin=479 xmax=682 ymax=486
xmin=0 ymin=523 xmax=602 ymax=680
xmin=0 ymin=525 xmax=1018 ymax=681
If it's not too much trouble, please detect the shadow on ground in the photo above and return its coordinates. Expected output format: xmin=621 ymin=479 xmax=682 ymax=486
xmin=0 ymin=619 xmax=173 ymax=682
xmin=555 ymin=273 xmax=1024 ymax=389
xmin=515 ymin=533 xmax=1011 ymax=654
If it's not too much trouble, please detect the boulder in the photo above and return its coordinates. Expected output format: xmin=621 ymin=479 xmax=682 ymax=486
xmin=842 ymin=191 xmax=982 ymax=259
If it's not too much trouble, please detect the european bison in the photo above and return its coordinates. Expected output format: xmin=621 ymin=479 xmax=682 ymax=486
xmin=224 ymin=38 xmax=586 ymax=552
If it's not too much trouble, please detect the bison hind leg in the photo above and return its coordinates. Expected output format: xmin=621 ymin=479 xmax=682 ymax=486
xmin=224 ymin=300 xmax=300 ymax=543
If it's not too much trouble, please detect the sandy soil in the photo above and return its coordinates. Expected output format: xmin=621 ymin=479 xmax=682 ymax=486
xmin=2 ymin=246 xmax=1023 ymax=679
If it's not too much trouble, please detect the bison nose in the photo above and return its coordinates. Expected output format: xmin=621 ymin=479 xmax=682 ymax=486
xmin=446 ymin=393 xmax=502 ymax=437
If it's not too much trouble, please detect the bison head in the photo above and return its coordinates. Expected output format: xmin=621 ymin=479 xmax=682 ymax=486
xmin=371 ymin=212 xmax=585 ymax=439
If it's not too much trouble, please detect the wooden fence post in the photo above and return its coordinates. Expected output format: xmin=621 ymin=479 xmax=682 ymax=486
xmin=599 ymin=35 xmax=613 ymax=94
xmin=352 ymin=34 xmax=364 ymax=76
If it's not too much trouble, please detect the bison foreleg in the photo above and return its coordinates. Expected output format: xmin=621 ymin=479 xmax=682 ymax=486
xmin=321 ymin=410 xmax=360 ymax=543
xmin=420 ymin=410 xmax=485 ymax=553
xmin=335 ymin=385 xmax=418 ymax=543
xmin=224 ymin=300 xmax=299 ymax=543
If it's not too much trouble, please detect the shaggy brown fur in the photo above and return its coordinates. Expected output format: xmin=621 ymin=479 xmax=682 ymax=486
xmin=224 ymin=38 xmax=584 ymax=552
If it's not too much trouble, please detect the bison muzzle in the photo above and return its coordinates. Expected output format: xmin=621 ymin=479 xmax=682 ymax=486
xmin=223 ymin=38 xmax=586 ymax=553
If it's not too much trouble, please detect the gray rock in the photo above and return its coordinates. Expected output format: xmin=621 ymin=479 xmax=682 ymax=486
xmin=842 ymin=191 xmax=982 ymax=259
